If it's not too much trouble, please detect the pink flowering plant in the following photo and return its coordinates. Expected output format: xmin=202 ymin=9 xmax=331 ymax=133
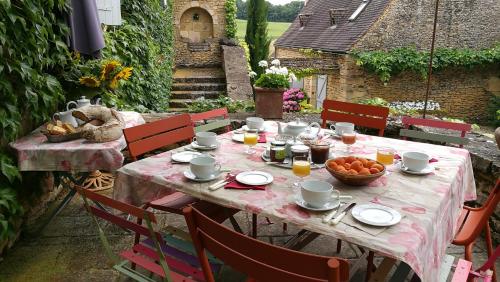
xmin=282 ymin=88 xmax=307 ymax=112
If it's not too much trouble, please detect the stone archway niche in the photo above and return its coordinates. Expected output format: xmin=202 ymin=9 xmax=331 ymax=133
xmin=179 ymin=7 xmax=214 ymax=43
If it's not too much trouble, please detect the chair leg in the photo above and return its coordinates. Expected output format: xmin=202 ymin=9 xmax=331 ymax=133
xmin=252 ymin=214 xmax=257 ymax=238
xmin=336 ymin=239 xmax=342 ymax=253
xmin=365 ymin=251 xmax=375 ymax=282
xmin=464 ymin=243 xmax=474 ymax=282
xmin=485 ymin=222 xmax=496 ymax=282
xmin=282 ymin=223 xmax=287 ymax=232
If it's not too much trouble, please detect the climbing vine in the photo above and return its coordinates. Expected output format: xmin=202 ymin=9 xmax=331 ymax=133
xmin=225 ymin=0 xmax=238 ymax=39
xmin=351 ymin=45 xmax=500 ymax=83
xmin=289 ymin=67 xmax=320 ymax=79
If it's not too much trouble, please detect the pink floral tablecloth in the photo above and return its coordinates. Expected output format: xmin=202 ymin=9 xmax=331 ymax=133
xmin=10 ymin=111 xmax=145 ymax=172
xmin=113 ymin=122 xmax=476 ymax=281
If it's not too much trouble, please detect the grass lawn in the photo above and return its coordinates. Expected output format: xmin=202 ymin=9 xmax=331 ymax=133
xmin=236 ymin=19 xmax=291 ymax=39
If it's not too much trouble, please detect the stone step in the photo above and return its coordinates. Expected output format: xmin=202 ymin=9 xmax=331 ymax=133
xmin=167 ymin=107 xmax=189 ymax=112
xmin=171 ymin=83 xmax=226 ymax=92
xmin=173 ymin=77 xmax=226 ymax=84
xmin=173 ymin=67 xmax=225 ymax=79
xmin=171 ymin=90 xmax=221 ymax=100
xmin=169 ymin=99 xmax=196 ymax=108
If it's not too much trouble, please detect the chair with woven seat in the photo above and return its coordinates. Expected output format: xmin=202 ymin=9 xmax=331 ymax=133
xmin=400 ymin=116 xmax=471 ymax=148
xmin=123 ymin=113 xmax=241 ymax=232
xmin=190 ymin=108 xmax=232 ymax=133
xmin=76 ymin=185 xmax=224 ymax=282
xmin=321 ymin=100 xmax=390 ymax=136
xmin=452 ymin=179 xmax=499 ymax=282
xmin=183 ymin=205 xmax=350 ymax=282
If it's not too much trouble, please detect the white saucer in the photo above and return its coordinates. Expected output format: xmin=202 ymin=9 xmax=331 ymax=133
xmin=231 ymin=133 xmax=244 ymax=143
xmin=397 ymin=162 xmax=434 ymax=175
xmin=171 ymin=151 xmax=203 ymax=163
xmin=295 ymin=195 xmax=340 ymax=211
xmin=191 ymin=141 xmax=219 ymax=150
xmin=235 ymin=171 xmax=273 ymax=186
xmin=184 ymin=170 xmax=221 ymax=182
xmin=351 ymin=204 xmax=401 ymax=227
xmin=241 ymin=125 xmax=267 ymax=132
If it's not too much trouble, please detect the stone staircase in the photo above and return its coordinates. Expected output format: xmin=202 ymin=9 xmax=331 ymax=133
xmin=169 ymin=67 xmax=227 ymax=112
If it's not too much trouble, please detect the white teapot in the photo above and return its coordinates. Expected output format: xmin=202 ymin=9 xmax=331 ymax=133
xmin=276 ymin=118 xmax=321 ymax=138
xmin=66 ymin=96 xmax=101 ymax=110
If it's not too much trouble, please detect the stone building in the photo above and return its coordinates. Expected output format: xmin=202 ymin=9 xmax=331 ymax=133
xmin=275 ymin=0 xmax=500 ymax=122
xmin=171 ymin=0 xmax=253 ymax=111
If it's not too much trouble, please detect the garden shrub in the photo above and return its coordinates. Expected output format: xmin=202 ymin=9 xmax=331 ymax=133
xmin=188 ymin=95 xmax=255 ymax=113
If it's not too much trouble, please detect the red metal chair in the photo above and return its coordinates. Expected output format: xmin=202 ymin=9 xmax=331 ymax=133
xmin=452 ymin=179 xmax=499 ymax=281
xmin=400 ymin=116 xmax=471 ymax=148
xmin=123 ymin=113 xmax=240 ymax=231
xmin=76 ymin=185 xmax=224 ymax=282
xmin=321 ymin=100 xmax=389 ymax=136
xmin=190 ymin=108 xmax=232 ymax=133
xmin=183 ymin=205 xmax=350 ymax=282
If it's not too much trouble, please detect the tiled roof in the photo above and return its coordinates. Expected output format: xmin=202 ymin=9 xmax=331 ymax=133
xmin=275 ymin=0 xmax=390 ymax=53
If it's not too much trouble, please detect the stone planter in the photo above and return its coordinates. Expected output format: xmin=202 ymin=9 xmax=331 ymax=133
xmin=254 ymin=87 xmax=285 ymax=119
xmin=495 ymin=127 xmax=500 ymax=149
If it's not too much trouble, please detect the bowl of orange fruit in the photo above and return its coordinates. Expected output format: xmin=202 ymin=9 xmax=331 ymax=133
xmin=325 ymin=156 xmax=385 ymax=186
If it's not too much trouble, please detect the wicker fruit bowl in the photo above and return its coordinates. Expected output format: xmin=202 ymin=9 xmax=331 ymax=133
xmin=325 ymin=156 xmax=386 ymax=186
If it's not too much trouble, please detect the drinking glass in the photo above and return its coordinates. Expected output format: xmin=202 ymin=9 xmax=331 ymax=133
xmin=292 ymin=156 xmax=311 ymax=189
xmin=341 ymin=132 xmax=356 ymax=153
xmin=376 ymin=147 xmax=395 ymax=165
xmin=243 ymin=129 xmax=258 ymax=154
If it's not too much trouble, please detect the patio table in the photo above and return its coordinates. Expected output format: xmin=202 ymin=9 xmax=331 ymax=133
xmin=113 ymin=121 xmax=476 ymax=282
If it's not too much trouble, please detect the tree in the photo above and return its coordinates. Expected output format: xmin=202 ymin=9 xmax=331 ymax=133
xmin=245 ymin=0 xmax=270 ymax=75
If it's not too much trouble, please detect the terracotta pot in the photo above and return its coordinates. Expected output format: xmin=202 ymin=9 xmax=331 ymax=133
xmin=254 ymin=87 xmax=285 ymax=119
xmin=495 ymin=127 xmax=500 ymax=150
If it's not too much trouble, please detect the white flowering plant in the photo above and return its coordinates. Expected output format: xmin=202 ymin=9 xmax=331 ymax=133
xmin=253 ymin=59 xmax=293 ymax=89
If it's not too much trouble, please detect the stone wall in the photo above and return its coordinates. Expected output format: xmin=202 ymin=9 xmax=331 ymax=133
xmin=173 ymin=0 xmax=226 ymax=67
xmin=354 ymin=0 xmax=500 ymax=51
xmin=221 ymin=45 xmax=253 ymax=101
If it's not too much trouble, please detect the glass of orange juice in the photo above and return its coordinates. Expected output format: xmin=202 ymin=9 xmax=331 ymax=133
xmin=341 ymin=132 xmax=356 ymax=153
xmin=292 ymin=156 xmax=311 ymax=188
xmin=244 ymin=129 xmax=258 ymax=154
xmin=376 ymin=147 xmax=395 ymax=165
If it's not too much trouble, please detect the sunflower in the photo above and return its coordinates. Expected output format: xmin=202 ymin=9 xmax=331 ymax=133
xmin=100 ymin=60 xmax=121 ymax=81
xmin=114 ymin=67 xmax=133 ymax=81
xmin=109 ymin=77 xmax=119 ymax=90
xmin=79 ymin=76 xmax=100 ymax=87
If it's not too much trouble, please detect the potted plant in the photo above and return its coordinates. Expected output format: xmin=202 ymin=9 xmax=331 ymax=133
xmin=251 ymin=59 xmax=294 ymax=119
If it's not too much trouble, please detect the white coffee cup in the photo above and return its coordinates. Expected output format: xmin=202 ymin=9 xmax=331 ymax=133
xmin=330 ymin=122 xmax=354 ymax=135
xmin=193 ymin=132 xmax=217 ymax=147
xmin=300 ymin=180 xmax=340 ymax=208
xmin=246 ymin=117 xmax=265 ymax=130
xmin=402 ymin=152 xmax=430 ymax=171
xmin=190 ymin=156 xmax=221 ymax=179
xmin=53 ymin=110 xmax=78 ymax=128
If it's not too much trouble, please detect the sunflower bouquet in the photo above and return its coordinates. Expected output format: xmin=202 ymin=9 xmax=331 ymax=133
xmin=79 ymin=59 xmax=133 ymax=91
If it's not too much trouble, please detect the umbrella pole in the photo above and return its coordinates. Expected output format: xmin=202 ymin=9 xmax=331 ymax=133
xmin=423 ymin=0 xmax=440 ymax=118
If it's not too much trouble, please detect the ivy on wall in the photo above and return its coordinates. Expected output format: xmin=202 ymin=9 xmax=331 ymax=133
xmin=0 ymin=0 xmax=71 ymax=243
xmin=225 ymin=0 xmax=237 ymax=39
xmin=351 ymin=45 xmax=500 ymax=83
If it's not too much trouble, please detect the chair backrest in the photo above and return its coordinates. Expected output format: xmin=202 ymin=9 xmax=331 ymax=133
xmin=75 ymin=186 xmax=175 ymax=280
xmin=190 ymin=108 xmax=231 ymax=133
xmin=321 ymin=100 xmax=389 ymax=136
xmin=183 ymin=206 xmax=349 ymax=282
xmin=400 ymin=116 xmax=471 ymax=147
xmin=123 ymin=113 xmax=194 ymax=161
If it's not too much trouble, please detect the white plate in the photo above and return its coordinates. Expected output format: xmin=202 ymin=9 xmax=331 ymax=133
xmin=184 ymin=170 xmax=221 ymax=182
xmin=295 ymin=195 xmax=340 ymax=211
xmin=241 ymin=125 xmax=267 ymax=132
xmin=232 ymin=133 xmax=244 ymax=143
xmin=171 ymin=151 xmax=203 ymax=163
xmin=191 ymin=141 xmax=219 ymax=150
xmin=351 ymin=204 xmax=402 ymax=227
xmin=397 ymin=162 xmax=434 ymax=175
xmin=235 ymin=171 xmax=273 ymax=186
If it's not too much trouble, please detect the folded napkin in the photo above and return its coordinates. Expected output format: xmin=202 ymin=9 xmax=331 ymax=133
xmin=258 ymin=134 xmax=267 ymax=143
xmin=224 ymin=180 xmax=266 ymax=190
xmin=394 ymin=154 xmax=438 ymax=163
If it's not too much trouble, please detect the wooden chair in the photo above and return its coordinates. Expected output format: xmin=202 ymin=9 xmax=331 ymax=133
xmin=123 ymin=114 xmax=240 ymax=231
xmin=400 ymin=116 xmax=471 ymax=148
xmin=183 ymin=205 xmax=350 ymax=282
xmin=452 ymin=179 xmax=499 ymax=281
xmin=190 ymin=108 xmax=232 ymax=133
xmin=321 ymin=100 xmax=389 ymax=137
xmin=76 ymin=185 xmax=224 ymax=282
